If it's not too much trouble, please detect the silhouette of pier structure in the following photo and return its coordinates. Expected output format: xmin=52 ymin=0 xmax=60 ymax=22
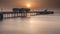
xmin=0 ymin=8 xmax=54 ymax=20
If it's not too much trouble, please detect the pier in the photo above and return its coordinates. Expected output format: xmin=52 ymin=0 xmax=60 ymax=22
xmin=0 ymin=8 xmax=54 ymax=20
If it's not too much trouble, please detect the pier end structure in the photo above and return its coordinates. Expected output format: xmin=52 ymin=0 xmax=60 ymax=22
xmin=13 ymin=8 xmax=30 ymax=17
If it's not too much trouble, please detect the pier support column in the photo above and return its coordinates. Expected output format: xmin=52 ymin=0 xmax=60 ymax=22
xmin=0 ymin=13 xmax=3 ymax=20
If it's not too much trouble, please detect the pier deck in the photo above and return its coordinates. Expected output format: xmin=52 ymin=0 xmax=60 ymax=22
xmin=0 ymin=11 xmax=54 ymax=20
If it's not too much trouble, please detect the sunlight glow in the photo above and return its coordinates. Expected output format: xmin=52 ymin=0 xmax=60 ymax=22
xmin=27 ymin=3 xmax=31 ymax=8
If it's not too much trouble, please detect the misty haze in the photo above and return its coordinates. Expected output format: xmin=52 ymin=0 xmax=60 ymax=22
xmin=0 ymin=0 xmax=60 ymax=34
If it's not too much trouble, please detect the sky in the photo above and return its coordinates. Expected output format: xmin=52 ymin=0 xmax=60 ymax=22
xmin=0 ymin=0 xmax=60 ymax=9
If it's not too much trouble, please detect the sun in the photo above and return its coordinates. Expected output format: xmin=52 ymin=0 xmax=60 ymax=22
xmin=26 ymin=3 xmax=31 ymax=8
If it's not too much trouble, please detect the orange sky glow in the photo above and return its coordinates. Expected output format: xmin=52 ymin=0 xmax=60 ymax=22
xmin=0 ymin=0 xmax=60 ymax=9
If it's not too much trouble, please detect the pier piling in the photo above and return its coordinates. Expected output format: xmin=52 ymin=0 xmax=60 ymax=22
xmin=0 ymin=13 xmax=3 ymax=20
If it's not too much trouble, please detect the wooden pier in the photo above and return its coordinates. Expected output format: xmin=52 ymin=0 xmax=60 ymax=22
xmin=0 ymin=8 xmax=54 ymax=20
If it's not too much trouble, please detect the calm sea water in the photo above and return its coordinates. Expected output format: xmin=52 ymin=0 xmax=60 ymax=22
xmin=0 ymin=13 xmax=60 ymax=34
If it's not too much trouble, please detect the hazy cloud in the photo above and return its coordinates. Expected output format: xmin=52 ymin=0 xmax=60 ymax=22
xmin=0 ymin=0 xmax=60 ymax=9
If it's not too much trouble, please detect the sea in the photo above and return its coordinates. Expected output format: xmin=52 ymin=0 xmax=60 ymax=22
xmin=0 ymin=10 xmax=60 ymax=34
